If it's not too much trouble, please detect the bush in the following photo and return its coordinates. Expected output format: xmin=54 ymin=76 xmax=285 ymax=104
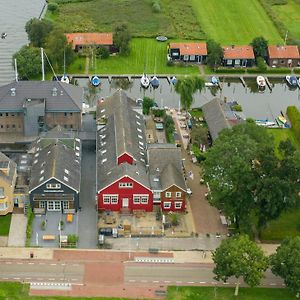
xmin=170 ymin=213 xmax=180 ymax=226
xmin=164 ymin=115 xmax=175 ymax=143
xmin=286 ymin=106 xmax=300 ymax=142
xmin=256 ymin=57 xmax=267 ymax=72
xmin=215 ymin=68 xmax=246 ymax=74
xmin=152 ymin=0 xmax=161 ymax=13
xmin=143 ymin=97 xmax=155 ymax=115
xmin=67 ymin=234 xmax=78 ymax=243
xmin=40 ymin=220 xmax=46 ymax=231
xmin=152 ymin=109 xmax=165 ymax=118
xmin=48 ymin=3 xmax=59 ymax=13
xmin=231 ymin=104 xmax=242 ymax=112
xmin=26 ymin=206 xmax=34 ymax=247
xmin=96 ymin=46 xmax=109 ymax=59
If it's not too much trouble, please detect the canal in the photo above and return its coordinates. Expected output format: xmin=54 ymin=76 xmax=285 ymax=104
xmin=77 ymin=77 xmax=300 ymax=122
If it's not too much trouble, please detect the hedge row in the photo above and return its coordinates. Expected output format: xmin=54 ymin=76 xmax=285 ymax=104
xmin=247 ymin=68 xmax=292 ymax=74
xmin=215 ymin=68 xmax=246 ymax=74
xmin=286 ymin=106 xmax=300 ymax=142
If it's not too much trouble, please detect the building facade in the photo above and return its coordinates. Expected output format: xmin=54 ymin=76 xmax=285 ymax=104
xmin=169 ymin=42 xmax=207 ymax=63
xmin=268 ymin=45 xmax=300 ymax=68
xmin=223 ymin=45 xmax=255 ymax=67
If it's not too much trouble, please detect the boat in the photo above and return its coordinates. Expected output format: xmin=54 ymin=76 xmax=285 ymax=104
xmin=91 ymin=75 xmax=101 ymax=87
xmin=170 ymin=76 xmax=177 ymax=85
xmin=255 ymin=120 xmax=277 ymax=128
xmin=150 ymin=76 xmax=159 ymax=89
xmin=286 ymin=75 xmax=298 ymax=87
xmin=60 ymin=75 xmax=70 ymax=84
xmin=277 ymin=115 xmax=287 ymax=124
xmin=140 ymin=73 xmax=150 ymax=89
xmin=256 ymin=76 xmax=266 ymax=89
xmin=211 ymin=76 xmax=219 ymax=85
xmin=1 ymin=32 xmax=7 ymax=39
xmin=156 ymin=36 xmax=168 ymax=42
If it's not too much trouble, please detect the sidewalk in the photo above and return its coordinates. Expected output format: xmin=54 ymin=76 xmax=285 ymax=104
xmin=7 ymin=214 xmax=27 ymax=247
xmin=0 ymin=247 xmax=53 ymax=260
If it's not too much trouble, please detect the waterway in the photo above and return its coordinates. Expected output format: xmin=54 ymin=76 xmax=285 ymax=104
xmin=77 ymin=77 xmax=300 ymax=122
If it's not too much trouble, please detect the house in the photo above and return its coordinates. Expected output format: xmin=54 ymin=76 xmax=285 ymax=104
xmin=65 ymin=32 xmax=114 ymax=53
xmin=0 ymin=81 xmax=83 ymax=136
xmin=268 ymin=45 xmax=300 ymax=67
xmin=169 ymin=42 xmax=207 ymax=63
xmin=0 ymin=152 xmax=17 ymax=215
xmin=147 ymin=144 xmax=187 ymax=212
xmin=223 ymin=45 xmax=255 ymax=67
xmin=28 ymin=139 xmax=81 ymax=214
xmin=97 ymin=90 xmax=153 ymax=212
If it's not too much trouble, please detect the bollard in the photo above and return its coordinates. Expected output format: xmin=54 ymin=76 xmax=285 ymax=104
xmin=30 ymin=252 xmax=34 ymax=259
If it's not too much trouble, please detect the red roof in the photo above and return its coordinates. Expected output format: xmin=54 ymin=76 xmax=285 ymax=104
xmin=65 ymin=33 xmax=113 ymax=49
xmin=169 ymin=42 xmax=207 ymax=56
xmin=268 ymin=45 xmax=299 ymax=59
xmin=223 ymin=45 xmax=254 ymax=59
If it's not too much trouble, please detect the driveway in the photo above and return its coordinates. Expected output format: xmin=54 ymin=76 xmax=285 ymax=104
xmin=8 ymin=213 xmax=27 ymax=247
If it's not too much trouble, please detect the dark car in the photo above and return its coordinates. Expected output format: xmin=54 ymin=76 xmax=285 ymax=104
xmin=99 ymin=228 xmax=112 ymax=236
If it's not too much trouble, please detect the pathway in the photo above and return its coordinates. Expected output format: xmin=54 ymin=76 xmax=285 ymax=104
xmin=7 ymin=213 xmax=27 ymax=247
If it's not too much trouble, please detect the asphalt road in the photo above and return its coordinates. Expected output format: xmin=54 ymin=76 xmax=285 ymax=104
xmin=0 ymin=260 xmax=84 ymax=283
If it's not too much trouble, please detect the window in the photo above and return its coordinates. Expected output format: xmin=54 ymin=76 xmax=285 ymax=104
xmin=226 ymin=59 xmax=232 ymax=65
xmin=103 ymin=195 xmax=110 ymax=204
xmin=234 ymin=59 xmax=240 ymax=65
xmin=6 ymin=113 xmax=8 ymax=117
xmin=70 ymin=113 xmax=73 ymax=116
xmin=0 ymin=125 xmax=3 ymax=128
xmin=119 ymin=182 xmax=133 ymax=188
xmin=0 ymin=113 xmax=2 ymax=117
xmin=175 ymin=201 xmax=182 ymax=209
xmin=137 ymin=128 xmax=142 ymax=133
xmin=0 ymin=187 xmax=4 ymax=198
xmin=64 ymin=169 xmax=69 ymax=175
xmin=54 ymin=201 xmax=61 ymax=210
xmin=153 ymin=191 xmax=160 ymax=199
xmin=63 ymin=201 xmax=69 ymax=209
xmin=64 ymin=112 xmax=67 ymax=116
xmin=111 ymin=195 xmax=118 ymax=204
xmin=46 ymin=183 xmax=61 ymax=189
xmin=0 ymin=202 xmax=8 ymax=211
xmin=6 ymin=125 xmax=9 ymax=128
xmin=70 ymin=125 xmax=73 ymax=129
xmin=64 ymin=176 xmax=69 ymax=182
xmin=176 ymin=192 xmax=182 ymax=198
xmin=12 ymin=124 xmax=15 ymax=128
xmin=141 ymin=196 xmax=148 ymax=204
xmin=163 ymin=202 xmax=171 ymax=209
xmin=165 ymin=192 xmax=171 ymax=198
xmin=133 ymin=196 xmax=140 ymax=204
xmin=39 ymin=201 xmax=46 ymax=209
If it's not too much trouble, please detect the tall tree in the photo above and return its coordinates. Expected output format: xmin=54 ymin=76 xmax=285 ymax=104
xmin=213 ymin=234 xmax=268 ymax=296
xmin=175 ymin=76 xmax=205 ymax=111
xmin=25 ymin=18 xmax=53 ymax=47
xmin=206 ymin=39 xmax=224 ymax=69
xmin=270 ymin=237 xmax=300 ymax=297
xmin=12 ymin=46 xmax=41 ymax=80
xmin=113 ymin=23 xmax=131 ymax=56
xmin=251 ymin=36 xmax=268 ymax=59
xmin=45 ymin=29 xmax=75 ymax=70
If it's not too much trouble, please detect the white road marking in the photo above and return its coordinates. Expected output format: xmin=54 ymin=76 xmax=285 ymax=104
xmin=141 ymin=280 xmax=148 ymax=283
xmin=211 ymin=282 xmax=218 ymax=285
xmin=164 ymin=281 xmax=171 ymax=283
xmin=17 ymin=262 xmax=23 ymax=265
xmin=28 ymin=263 xmax=34 ymax=265
xmin=61 ymin=263 xmax=66 ymax=266
xmin=37 ymin=278 xmax=43 ymax=280
xmin=25 ymin=278 xmax=31 ymax=280
xmin=270 ymin=283 xmax=277 ymax=286
xmin=199 ymin=281 xmax=206 ymax=284
xmin=5 ymin=262 xmax=12 ymax=264
xmin=50 ymin=263 xmax=56 ymax=266
xmin=153 ymin=280 xmax=159 ymax=283
xmin=39 ymin=263 xmax=45 ymax=265
xmin=49 ymin=278 xmax=55 ymax=281
xmin=187 ymin=281 xmax=195 ymax=284
xmin=176 ymin=281 xmax=182 ymax=284
xmin=13 ymin=278 xmax=20 ymax=280
xmin=223 ymin=282 xmax=229 ymax=285
xmin=72 ymin=264 xmax=79 ymax=267
xmin=129 ymin=280 xmax=136 ymax=282
xmin=282 ymin=283 xmax=286 ymax=286
xmin=3 ymin=278 xmax=8 ymax=280
xmin=71 ymin=278 xmax=78 ymax=281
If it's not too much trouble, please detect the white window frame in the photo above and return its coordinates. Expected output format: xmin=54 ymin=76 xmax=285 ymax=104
xmin=46 ymin=183 xmax=61 ymax=189
xmin=63 ymin=201 xmax=69 ymax=209
xmin=133 ymin=196 xmax=140 ymax=204
xmin=111 ymin=195 xmax=118 ymax=204
xmin=153 ymin=191 xmax=161 ymax=199
xmin=103 ymin=195 xmax=110 ymax=204
xmin=175 ymin=192 xmax=182 ymax=198
xmin=0 ymin=202 xmax=8 ymax=211
xmin=234 ymin=59 xmax=240 ymax=65
xmin=165 ymin=192 xmax=172 ymax=198
xmin=175 ymin=201 xmax=182 ymax=209
xmin=141 ymin=195 xmax=148 ymax=204
xmin=163 ymin=202 xmax=171 ymax=209
xmin=119 ymin=182 xmax=133 ymax=188
xmin=226 ymin=59 xmax=232 ymax=65
xmin=39 ymin=201 xmax=46 ymax=209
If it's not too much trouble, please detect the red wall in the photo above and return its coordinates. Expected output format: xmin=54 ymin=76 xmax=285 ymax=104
xmin=98 ymin=176 xmax=153 ymax=212
xmin=160 ymin=185 xmax=186 ymax=212
xmin=161 ymin=199 xmax=186 ymax=212
xmin=117 ymin=153 xmax=133 ymax=165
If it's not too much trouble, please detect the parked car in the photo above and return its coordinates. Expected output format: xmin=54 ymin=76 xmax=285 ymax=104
xmin=98 ymin=234 xmax=105 ymax=245
xmin=187 ymin=188 xmax=192 ymax=196
xmin=99 ymin=228 xmax=113 ymax=236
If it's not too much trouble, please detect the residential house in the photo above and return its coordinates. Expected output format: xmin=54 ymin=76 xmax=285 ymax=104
xmin=29 ymin=139 xmax=81 ymax=214
xmin=97 ymin=90 xmax=153 ymax=212
xmin=0 ymin=152 xmax=17 ymax=215
xmin=169 ymin=42 xmax=207 ymax=63
xmin=223 ymin=45 xmax=255 ymax=67
xmin=65 ymin=32 xmax=114 ymax=53
xmin=0 ymin=81 xmax=83 ymax=136
xmin=148 ymin=144 xmax=187 ymax=212
xmin=268 ymin=45 xmax=300 ymax=67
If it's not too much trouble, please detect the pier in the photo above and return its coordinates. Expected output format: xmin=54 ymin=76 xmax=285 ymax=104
xmin=239 ymin=76 xmax=246 ymax=87
xmin=265 ymin=77 xmax=273 ymax=91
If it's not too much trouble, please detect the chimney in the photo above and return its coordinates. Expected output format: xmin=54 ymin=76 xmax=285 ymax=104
xmin=231 ymin=45 xmax=235 ymax=49
xmin=10 ymin=88 xmax=16 ymax=96
xmin=52 ymin=87 xmax=57 ymax=96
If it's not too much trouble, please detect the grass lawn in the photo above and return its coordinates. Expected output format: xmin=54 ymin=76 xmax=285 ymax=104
xmin=272 ymin=0 xmax=300 ymax=43
xmin=46 ymin=0 xmax=204 ymax=39
xmin=167 ymin=286 xmax=296 ymax=300
xmin=0 ymin=214 xmax=12 ymax=236
xmin=190 ymin=0 xmax=283 ymax=44
xmin=84 ymin=38 xmax=199 ymax=75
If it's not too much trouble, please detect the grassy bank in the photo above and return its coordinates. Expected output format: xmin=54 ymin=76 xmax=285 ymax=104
xmin=191 ymin=0 xmax=283 ymax=44
xmin=167 ymin=286 xmax=296 ymax=300
xmin=0 ymin=214 xmax=12 ymax=236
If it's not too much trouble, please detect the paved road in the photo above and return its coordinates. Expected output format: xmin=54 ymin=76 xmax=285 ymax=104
xmin=0 ymin=260 xmax=83 ymax=283
xmin=124 ymin=263 xmax=284 ymax=288
xmin=0 ymin=0 xmax=45 ymax=85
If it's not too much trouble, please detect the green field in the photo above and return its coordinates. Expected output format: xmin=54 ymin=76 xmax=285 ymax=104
xmin=0 ymin=214 xmax=12 ymax=236
xmin=190 ymin=0 xmax=283 ymax=44
xmin=167 ymin=286 xmax=296 ymax=300
xmin=272 ymin=0 xmax=300 ymax=42
xmin=46 ymin=0 xmax=204 ymax=39
xmin=86 ymin=38 xmax=199 ymax=75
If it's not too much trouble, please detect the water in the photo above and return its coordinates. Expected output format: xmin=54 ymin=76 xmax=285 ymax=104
xmin=0 ymin=0 xmax=45 ymax=85
xmin=77 ymin=77 xmax=300 ymax=121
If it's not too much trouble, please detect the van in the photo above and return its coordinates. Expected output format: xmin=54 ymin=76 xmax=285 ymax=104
xmin=112 ymin=228 xmax=118 ymax=238
xmin=98 ymin=234 xmax=105 ymax=245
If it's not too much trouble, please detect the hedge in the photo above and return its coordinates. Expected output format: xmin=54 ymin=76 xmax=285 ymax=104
xmin=286 ymin=106 xmax=300 ymax=142
xmin=215 ymin=68 xmax=246 ymax=74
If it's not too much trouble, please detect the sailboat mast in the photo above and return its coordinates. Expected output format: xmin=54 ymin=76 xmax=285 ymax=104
xmin=41 ymin=48 xmax=45 ymax=81
xmin=14 ymin=59 xmax=18 ymax=82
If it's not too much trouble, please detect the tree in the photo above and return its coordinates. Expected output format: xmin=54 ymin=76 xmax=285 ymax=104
xmin=191 ymin=126 xmax=208 ymax=146
xmin=25 ymin=18 xmax=53 ymax=47
xmin=113 ymin=23 xmax=131 ymax=56
xmin=270 ymin=237 xmax=300 ymax=297
xmin=256 ymin=57 xmax=267 ymax=72
xmin=213 ymin=234 xmax=268 ymax=296
xmin=175 ymin=76 xmax=205 ymax=111
xmin=142 ymin=97 xmax=155 ymax=115
xmin=12 ymin=46 xmax=41 ymax=79
xmin=206 ymin=39 xmax=224 ymax=69
xmin=96 ymin=46 xmax=109 ymax=59
xmin=251 ymin=36 xmax=268 ymax=59
xmin=204 ymin=122 xmax=299 ymax=233
xmin=45 ymin=28 xmax=75 ymax=70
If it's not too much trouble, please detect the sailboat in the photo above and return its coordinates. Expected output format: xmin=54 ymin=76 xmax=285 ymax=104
xmin=170 ymin=76 xmax=177 ymax=85
xmin=141 ymin=73 xmax=150 ymax=89
xmin=150 ymin=57 xmax=159 ymax=89
xmin=60 ymin=49 xmax=70 ymax=84
xmin=91 ymin=75 xmax=101 ymax=87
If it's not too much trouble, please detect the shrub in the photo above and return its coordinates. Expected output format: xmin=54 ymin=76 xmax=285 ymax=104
xmin=215 ymin=68 xmax=246 ymax=74
xmin=256 ymin=57 xmax=267 ymax=73
xmin=48 ymin=3 xmax=59 ymax=13
xmin=286 ymin=106 xmax=300 ymax=142
xmin=164 ymin=115 xmax=175 ymax=143
xmin=40 ymin=220 xmax=46 ymax=231
xmin=96 ymin=46 xmax=109 ymax=59
xmin=143 ymin=97 xmax=155 ymax=115
xmin=26 ymin=206 xmax=34 ymax=247
xmin=166 ymin=60 xmax=174 ymax=67
xmin=152 ymin=109 xmax=165 ymax=118
xmin=67 ymin=234 xmax=78 ymax=243
xmin=152 ymin=0 xmax=161 ymax=13
xmin=231 ymin=104 xmax=242 ymax=112
xmin=170 ymin=213 xmax=180 ymax=226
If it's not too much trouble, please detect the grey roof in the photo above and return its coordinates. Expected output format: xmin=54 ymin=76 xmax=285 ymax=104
xmin=40 ymin=125 xmax=79 ymax=139
xmin=147 ymin=144 xmax=186 ymax=191
xmin=97 ymin=90 xmax=148 ymax=190
xmin=202 ymin=98 xmax=231 ymax=141
xmin=0 ymin=152 xmax=17 ymax=185
xmin=0 ymin=81 xmax=83 ymax=112
xmin=29 ymin=140 xmax=81 ymax=193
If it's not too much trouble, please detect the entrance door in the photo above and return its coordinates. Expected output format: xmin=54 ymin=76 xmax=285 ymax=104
xmin=122 ymin=198 xmax=129 ymax=208
xmin=47 ymin=201 xmax=61 ymax=211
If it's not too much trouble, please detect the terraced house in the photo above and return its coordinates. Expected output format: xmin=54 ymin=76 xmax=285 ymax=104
xmin=0 ymin=81 xmax=83 ymax=137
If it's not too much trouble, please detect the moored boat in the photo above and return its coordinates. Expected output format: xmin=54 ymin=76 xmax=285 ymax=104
xmin=61 ymin=74 xmax=70 ymax=84
xmin=211 ymin=76 xmax=219 ymax=85
xmin=170 ymin=76 xmax=177 ymax=85
xmin=286 ymin=75 xmax=298 ymax=87
xmin=141 ymin=73 xmax=150 ymax=89
xmin=256 ymin=76 xmax=266 ymax=89
xmin=150 ymin=76 xmax=159 ymax=88
xmin=277 ymin=115 xmax=287 ymax=124
xmin=91 ymin=75 xmax=101 ymax=87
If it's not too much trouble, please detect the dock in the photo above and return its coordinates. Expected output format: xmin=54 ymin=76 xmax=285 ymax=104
xmin=239 ymin=77 xmax=246 ymax=87
xmin=265 ymin=77 xmax=273 ymax=91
